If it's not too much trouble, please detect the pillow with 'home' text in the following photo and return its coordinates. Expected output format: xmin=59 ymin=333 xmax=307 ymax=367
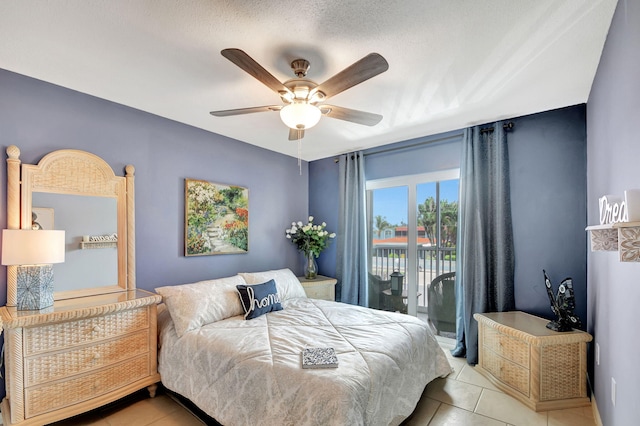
xmin=239 ymin=268 xmax=307 ymax=301
xmin=236 ymin=279 xmax=283 ymax=320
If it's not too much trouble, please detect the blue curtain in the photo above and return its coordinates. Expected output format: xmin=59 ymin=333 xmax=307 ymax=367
xmin=452 ymin=122 xmax=515 ymax=364
xmin=336 ymin=152 xmax=368 ymax=306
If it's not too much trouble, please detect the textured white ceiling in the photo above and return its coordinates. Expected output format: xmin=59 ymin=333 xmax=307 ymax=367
xmin=0 ymin=0 xmax=617 ymax=161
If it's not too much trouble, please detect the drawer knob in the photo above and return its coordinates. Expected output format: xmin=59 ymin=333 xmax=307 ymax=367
xmin=93 ymin=326 xmax=102 ymax=333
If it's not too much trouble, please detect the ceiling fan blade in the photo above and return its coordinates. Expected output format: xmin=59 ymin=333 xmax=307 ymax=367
xmin=221 ymin=48 xmax=292 ymax=95
xmin=289 ymin=128 xmax=305 ymax=141
xmin=210 ymin=105 xmax=282 ymax=117
xmin=320 ymin=105 xmax=383 ymax=126
xmin=314 ymin=53 xmax=389 ymax=100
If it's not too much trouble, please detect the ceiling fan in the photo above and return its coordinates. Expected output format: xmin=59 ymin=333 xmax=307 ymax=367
xmin=210 ymin=48 xmax=389 ymax=140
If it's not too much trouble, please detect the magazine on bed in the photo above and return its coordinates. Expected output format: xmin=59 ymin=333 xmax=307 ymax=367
xmin=302 ymin=347 xmax=339 ymax=369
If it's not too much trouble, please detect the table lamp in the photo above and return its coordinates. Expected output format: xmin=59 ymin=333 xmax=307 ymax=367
xmin=2 ymin=229 xmax=65 ymax=310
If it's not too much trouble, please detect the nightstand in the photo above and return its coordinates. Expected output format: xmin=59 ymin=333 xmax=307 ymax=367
xmin=297 ymin=275 xmax=337 ymax=301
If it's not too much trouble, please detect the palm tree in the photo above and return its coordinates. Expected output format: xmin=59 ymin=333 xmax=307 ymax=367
xmin=417 ymin=197 xmax=437 ymax=245
xmin=440 ymin=200 xmax=458 ymax=247
xmin=374 ymin=215 xmax=391 ymax=239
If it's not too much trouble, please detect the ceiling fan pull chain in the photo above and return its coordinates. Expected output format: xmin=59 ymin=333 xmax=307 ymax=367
xmin=298 ymin=138 xmax=302 ymax=176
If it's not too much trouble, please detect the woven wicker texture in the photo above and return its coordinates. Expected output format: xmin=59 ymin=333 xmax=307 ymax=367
xmin=482 ymin=352 xmax=530 ymax=396
xmin=540 ymin=342 xmax=581 ymax=401
xmin=24 ymin=308 xmax=148 ymax=355
xmin=25 ymin=330 xmax=149 ymax=387
xmin=25 ymin=354 xmax=149 ymax=418
xmin=483 ymin=327 xmax=530 ymax=368
xmin=30 ymin=155 xmax=120 ymax=196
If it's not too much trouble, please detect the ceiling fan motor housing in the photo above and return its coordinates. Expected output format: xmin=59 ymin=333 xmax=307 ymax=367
xmin=290 ymin=59 xmax=310 ymax=77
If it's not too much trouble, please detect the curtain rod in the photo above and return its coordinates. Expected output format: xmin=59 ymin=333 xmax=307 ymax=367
xmin=334 ymin=121 xmax=514 ymax=162
xmin=480 ymin=121 xmax=514 ymax=133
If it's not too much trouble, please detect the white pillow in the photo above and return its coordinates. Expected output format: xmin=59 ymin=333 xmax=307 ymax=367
xmin=155 ymin=275 xmax=246 ymax=337
xmin=239 ymin=268 xmax=307 ymax=301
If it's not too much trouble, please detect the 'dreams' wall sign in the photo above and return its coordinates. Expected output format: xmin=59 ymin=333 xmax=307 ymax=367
xmin=599 ymin=189 xmax=640 ymax=225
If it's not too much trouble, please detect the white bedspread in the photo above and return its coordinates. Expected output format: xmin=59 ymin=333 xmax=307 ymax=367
xmin=158 ymin=298 xmax=452 ymax=426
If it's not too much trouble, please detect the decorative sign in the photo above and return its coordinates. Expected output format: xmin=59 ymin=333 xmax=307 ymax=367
xmin=599 ymin=189 xmax=640 ymax=225
xmin=599 ymin=195 xmax=626 ymax=225
xmin=82 ymin=234 xmax=118 ymax=242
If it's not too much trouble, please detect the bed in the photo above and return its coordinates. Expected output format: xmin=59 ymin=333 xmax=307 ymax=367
xmin=155 ymin=269 xmax=452 ymax=426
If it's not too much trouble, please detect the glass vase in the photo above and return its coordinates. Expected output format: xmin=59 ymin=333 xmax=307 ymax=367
xmin=304 ymin=252 xmax=318 ymax=280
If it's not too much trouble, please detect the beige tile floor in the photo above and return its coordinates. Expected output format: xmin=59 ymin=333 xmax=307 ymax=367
xmin=402 ymin=336 xmax=597 ymax=426
xmin=39 ymin=336 xmax=597 ymax=426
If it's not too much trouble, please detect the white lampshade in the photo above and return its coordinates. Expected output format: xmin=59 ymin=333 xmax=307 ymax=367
xmin=1 ymin=229 xmax=66 ymax=265
xmin=280 ymin=103 xmax=321 ymax=130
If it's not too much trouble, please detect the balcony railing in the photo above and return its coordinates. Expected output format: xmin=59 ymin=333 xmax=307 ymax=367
xmin=369 ymin=245 xmax=456 ymax=309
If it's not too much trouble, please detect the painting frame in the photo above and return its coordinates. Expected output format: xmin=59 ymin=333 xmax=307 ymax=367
xmin=184 ymin=178 xmax=249 ymax=256
xmin=31 ymin=207 xmax=55 ymax=230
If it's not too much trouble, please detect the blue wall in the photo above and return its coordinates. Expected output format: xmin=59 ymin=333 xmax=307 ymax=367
xmin=587 ymin=0 xmax=640 ymax=424
xmin=0 ymin=69 xmax=309 ymax=300
xmin=509 ymin=106 xmax=587 ymax=324
xmin=310 ymin=106 xmax=588 ymax=325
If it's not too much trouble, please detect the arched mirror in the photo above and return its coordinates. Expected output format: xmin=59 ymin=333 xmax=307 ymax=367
xmin=6 ymin=146 xmax=135 ymax=305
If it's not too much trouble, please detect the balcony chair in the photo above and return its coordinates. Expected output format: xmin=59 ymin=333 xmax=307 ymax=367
xmin=427 ymin=272 xmax=456 ymax=335
xmin=367 ymin=273 xmax=392 ymax=311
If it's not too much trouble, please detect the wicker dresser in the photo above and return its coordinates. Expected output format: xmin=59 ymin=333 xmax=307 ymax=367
xmin=0 ymin=290 xmax=162 ymax=426
xmin=474 ymin=311 xmax=592 ymax=412
xmin=297 ymin=275 xmax=337 ymax=301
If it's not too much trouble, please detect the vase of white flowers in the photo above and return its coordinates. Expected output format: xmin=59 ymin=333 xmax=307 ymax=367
xmin=285 ymin=216 xmax=336 ymax=279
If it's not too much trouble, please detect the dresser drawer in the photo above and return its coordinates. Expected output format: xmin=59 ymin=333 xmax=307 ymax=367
xmin=482 ymin=352 xmax=530 ymax=397
xmin=25 ymin=330 xmax=150 ymax=387
xmin=483 ymin=326 xmax=529 ymax=368
xmin=25 ymin=354 xmax=150 ymax=418
xmin=24 ymin=307 xmax=149 ymax=356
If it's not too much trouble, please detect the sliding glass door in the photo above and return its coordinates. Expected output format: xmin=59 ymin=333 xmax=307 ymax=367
xmin=366 ymin=170 xmax=459 ymax=317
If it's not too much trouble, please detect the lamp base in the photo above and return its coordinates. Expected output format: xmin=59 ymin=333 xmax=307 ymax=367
xmin=17 ymin=264 xmax=55 ymax=310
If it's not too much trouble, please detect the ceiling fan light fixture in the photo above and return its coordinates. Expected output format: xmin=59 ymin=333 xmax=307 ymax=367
xmin=280 ymin=102 xmax=321 ymax=130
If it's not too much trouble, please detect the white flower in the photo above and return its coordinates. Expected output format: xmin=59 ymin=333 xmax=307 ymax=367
xmin=329 ymin=233 xmax=336 ymax=238
xmin=286 ymin=217 xmax=335 ymax=256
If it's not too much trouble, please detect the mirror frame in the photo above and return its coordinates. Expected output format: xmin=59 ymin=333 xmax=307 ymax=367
xmin=5 ymin=146 xmax=135 ymax=305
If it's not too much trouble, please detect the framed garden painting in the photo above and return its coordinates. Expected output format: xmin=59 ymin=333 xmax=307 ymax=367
xmin=185 ymin=179 xmax=249 ymax=256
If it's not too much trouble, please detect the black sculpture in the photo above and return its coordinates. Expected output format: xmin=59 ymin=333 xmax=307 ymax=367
xmin=543 ymin=270 xmax=581 ymax=332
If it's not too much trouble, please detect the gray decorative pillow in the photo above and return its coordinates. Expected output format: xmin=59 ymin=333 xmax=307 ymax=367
xmin=155 ymin=275 xmax=246 ymax=337
xmin=239 ymin=268 xmax=307 ymax=301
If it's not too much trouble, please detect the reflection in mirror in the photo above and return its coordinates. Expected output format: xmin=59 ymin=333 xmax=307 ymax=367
xmin=32 ymin=193 xmax=118 ymax=292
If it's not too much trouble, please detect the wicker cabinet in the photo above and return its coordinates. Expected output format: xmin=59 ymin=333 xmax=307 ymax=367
xmin=474 ymin=311 xmax=592 ymax=412
xmin=0 ymin=290 xmax=162 ymax=426
xmin=297 ymin=275 xmax=337 ymax=301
